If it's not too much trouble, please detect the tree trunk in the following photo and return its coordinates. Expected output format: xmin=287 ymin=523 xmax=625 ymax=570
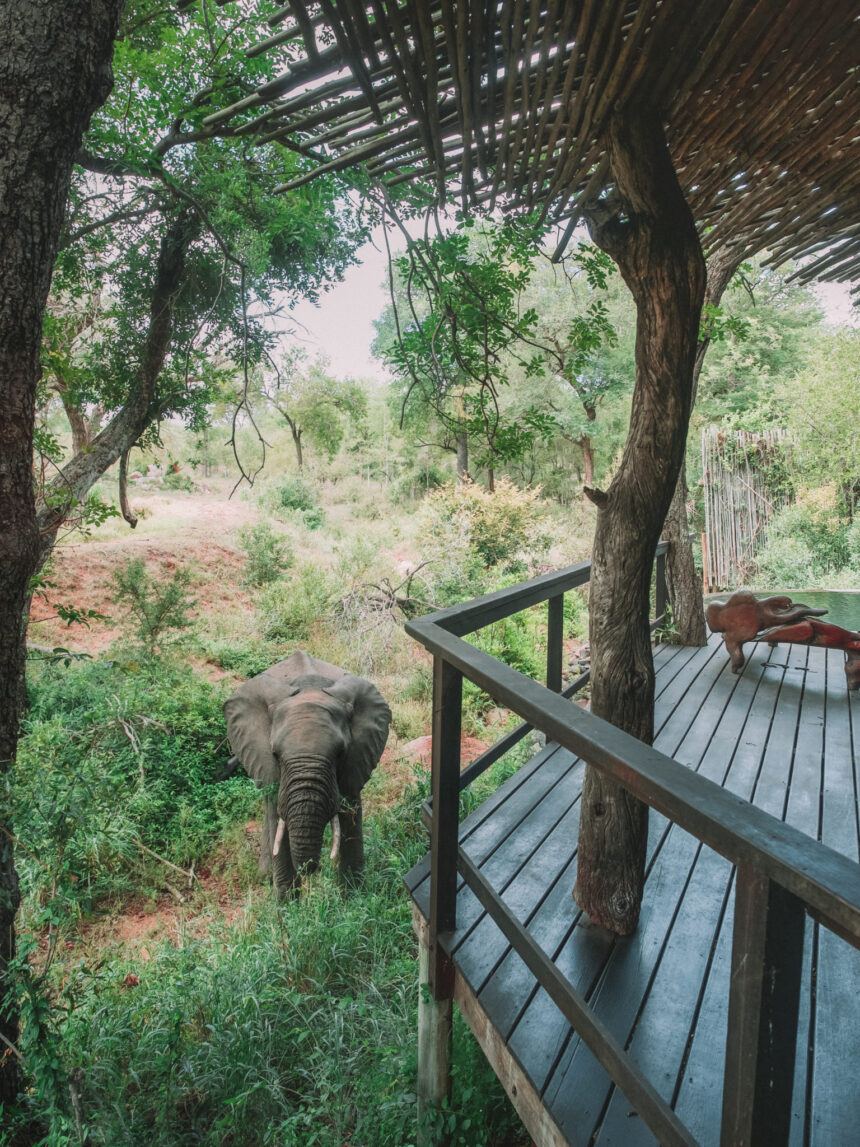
xmin=574 ymin=106 xmax=705 ymax=935
xmin=56 ymin=376 xmax=94 ymax=457
xmin=663 ymin=248 xmax=743 ymax=645
xmin=291 ymin=423 xmax=303 ymax=469
xmin=578 ymin=435 xmax=595 ymax=489
xmin=0 ymin=0 xmax=122 ymax=1103
xmin=36 ymin=210 xmax=199 ymax=566
xmin=487 ymin=466 xmax=495 ymax=493
xmin=455 ymin=430 xmax=469 ymax=482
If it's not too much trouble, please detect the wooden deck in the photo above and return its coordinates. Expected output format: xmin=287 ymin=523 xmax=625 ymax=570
xmin=405 ymin=634 xmax=860 ymax=1146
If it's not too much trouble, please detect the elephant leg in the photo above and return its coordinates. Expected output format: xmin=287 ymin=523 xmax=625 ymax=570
xmin=338 ymin=798 xmax=364 ymax=885
xmin=262 ymin=796 xmax=298 ymax=899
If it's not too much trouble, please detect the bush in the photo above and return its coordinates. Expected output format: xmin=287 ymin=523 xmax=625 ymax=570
xmin=237 ymin=522 xmax=293 ymax=587
xmin=8 ymin=774 xmax=528 ymax=1147
xmin=299 ymin=504 xmax=326 ymax=530
xmin=257 ymin=562 xmax=337 ymax=642
xmin=756 ymin=485 xmax=851 ymax=586
xmin=847 ymin=518 xmax=860 ymax=572
xmin=111 ymin=558 xmax=196 ymax=653
xmin=755 ymin=534 xmax=818 ymax=588
xmin=421 ymin=478 xmax=549 ymax=570
xmin=162 ymin=469 xmax=195 ymax=492
xmin=13 ymin=658 xmax=256 ymax=915
xmin=272 ymin=475 xmax=317 ymax=513
xmin=202 ymin=637 xmax=277 ymax=678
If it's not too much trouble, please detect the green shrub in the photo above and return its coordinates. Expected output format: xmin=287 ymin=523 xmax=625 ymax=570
xmin=272 ymin=475 xmax=317 ymax=513
xmin=9 ymin=775 xmax=527 ymax=1147
xmin=421 ymin=477 xmax=549 ymax=570
xmin=756 ymin=534 xmax=818 ymax=588
xmin=847 ymin=518 xmax=860 ymax=572
xmin=756 ymin=486 xmax=851 ymax=586
xmin=257 ymin=562 xmax=336 ymax=642
xmin=162 ymin=469 xmax=195 ymax=492
xmin=564 ymin=587 xmax=589 ymax=640
xmin=111 ymin=558 xmax=196 ymax=653
xmin=13 ymin=658 xmax=256 ymax=915
xmin=202 ymin=637 xmax=276 ymax=678
xmin=299 ymin=504 xmax=326 ymax=530
xmin=237 ymin=522 xmax=293 ymax=586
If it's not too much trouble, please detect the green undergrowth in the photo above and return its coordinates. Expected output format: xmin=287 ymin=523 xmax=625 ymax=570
xmin=13 ymin=656 xmax=255 ymax=917
xmin=6 ymin=764 xmax=531 ymax=1146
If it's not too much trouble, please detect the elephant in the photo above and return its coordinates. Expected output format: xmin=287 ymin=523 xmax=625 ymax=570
xmin=224 ymin=651 xmax=391 ymax=897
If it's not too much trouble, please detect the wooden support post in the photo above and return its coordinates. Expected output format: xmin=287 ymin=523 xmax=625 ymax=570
xmin=417 ymin=930 xmax=454 ymax=1144
xmin=720 ymin=867 xmax=805 ymax=1147
xmin=547 ymin=593 xmax=564 ymax=693
xmin=655 ymin=550 xmax=668 ymax=625
xmin=418 ymin=656 xmax=461 ymax=1141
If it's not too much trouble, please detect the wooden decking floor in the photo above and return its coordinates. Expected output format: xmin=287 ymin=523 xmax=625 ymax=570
xmin=405 ymin=634 xmax=860 ymax=1146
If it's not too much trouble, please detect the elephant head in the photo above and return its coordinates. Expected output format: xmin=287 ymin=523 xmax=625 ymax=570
xmin=223 ymin=652 xmax=391 ymax=887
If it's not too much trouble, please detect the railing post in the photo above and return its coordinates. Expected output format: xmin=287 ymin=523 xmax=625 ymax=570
xmin=655 ymin=547 xmax=668 ymax=624
xmin=418 ymin=655 xmax=461 ymax=1143
xmin=720 ymin=866 xmax=805 ymax=1147
xmin=547 ymin=593 xmax=564 ymax=693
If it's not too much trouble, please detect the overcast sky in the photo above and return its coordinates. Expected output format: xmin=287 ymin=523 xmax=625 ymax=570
xmin=283 ymin=232 xmax=857 ymax=385
xmin=285 ymin=226 xmax=399 ymax=384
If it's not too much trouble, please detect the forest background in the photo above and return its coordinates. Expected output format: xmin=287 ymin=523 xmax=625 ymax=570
xmin=3 ymin=2 xmax=860 ymax=1145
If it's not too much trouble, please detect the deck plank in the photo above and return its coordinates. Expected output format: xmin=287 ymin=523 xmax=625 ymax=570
xmin=807 ymin=649 xmax=860 ymax=1143
xmin=672 ymin=642 xmax=814 ymax=1142
xmin=404 ymin=636 xmax=860 ymax=1146
xmin=547 ymin=643 xmax=780 ymax=1142
xmin=593 ymin=642 xmax=783 ymax=1144
xmin=509 ymin=638 xmax=753 ymax=1109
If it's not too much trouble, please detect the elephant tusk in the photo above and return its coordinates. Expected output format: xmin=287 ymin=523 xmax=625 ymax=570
xmin=330 ymin=814 xmax=341 ymax=862
xmin=273 ymin=817 xmax=286 ymax=857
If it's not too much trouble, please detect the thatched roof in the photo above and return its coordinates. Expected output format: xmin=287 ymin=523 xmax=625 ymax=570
xmin=205 ymin=2 xmax=860 ymax=282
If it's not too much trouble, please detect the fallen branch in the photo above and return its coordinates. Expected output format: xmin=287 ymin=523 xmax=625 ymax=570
xmin=135 ymin=840 xmax=197 ymax=884
xmin=0 ymin=1030 xmax=25 ymax=1064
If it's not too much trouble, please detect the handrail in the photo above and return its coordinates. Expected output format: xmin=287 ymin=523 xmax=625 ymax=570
xmin=405 ymin=549 xmax=860 ymax=1147
xmin=408 ymin=616 xmax=860 ymax=942
xmin=422 ymin=541 xmax=669 ymax=637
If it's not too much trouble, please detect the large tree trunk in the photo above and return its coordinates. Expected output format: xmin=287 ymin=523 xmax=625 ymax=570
xmin=0 ymin=0 xmax=122 ymax=1103
xmin=574 ymin=106 xmax=705 ymax=935
xmin=663 ymin=249 xmax=743 ymax=645
xmin=36 ymin=210 xmax=199 ymax=566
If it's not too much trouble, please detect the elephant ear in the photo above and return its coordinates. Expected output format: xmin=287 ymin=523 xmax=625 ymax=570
xmin=223 ymin=674 xmax=298 ymax=787
xmin=325 ymin=674 xmax=392 ymax=798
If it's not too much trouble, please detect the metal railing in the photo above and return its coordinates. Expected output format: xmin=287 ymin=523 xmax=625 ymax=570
xmin=405 ymin=548 xmax=860 ymax=1147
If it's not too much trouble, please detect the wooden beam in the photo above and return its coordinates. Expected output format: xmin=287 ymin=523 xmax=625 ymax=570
xmin=416 ymin=915 xmax=454 ymax=1144
xmin=720 ymin=867 xmax=806 ymax=1147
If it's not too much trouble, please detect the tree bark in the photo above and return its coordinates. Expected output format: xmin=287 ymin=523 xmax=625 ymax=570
xmin=663 ymin=248 xmax=743 ymax=645
xmin=0 ymin=0 xmax=122 ymax=1103
xmin=455 ymin=430 xmax=469 ymax=482
xmin=36 ymin=209 xmax=199 ymax=566
xmin=56 ymin=375 xmax=95 ymax=457
xmin=287 ymin=416 xmax=303 ymax=468
xmin=578 ymin=434 xmax=595 ymax=489
xmin=574 ymin=106 xmax=705 ymax=935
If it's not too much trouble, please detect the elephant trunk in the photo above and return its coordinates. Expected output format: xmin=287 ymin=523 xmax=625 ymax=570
xmin=277 ymin=754 xmax=339 ymax=873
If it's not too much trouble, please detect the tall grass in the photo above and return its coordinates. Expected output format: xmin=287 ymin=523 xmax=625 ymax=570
xmin=7 ymin=776 xmax=529 ymax=1146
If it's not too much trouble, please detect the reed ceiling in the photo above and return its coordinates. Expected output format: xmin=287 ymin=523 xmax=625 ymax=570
xmin=205 ymin=1 xmax=860 ymax=282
